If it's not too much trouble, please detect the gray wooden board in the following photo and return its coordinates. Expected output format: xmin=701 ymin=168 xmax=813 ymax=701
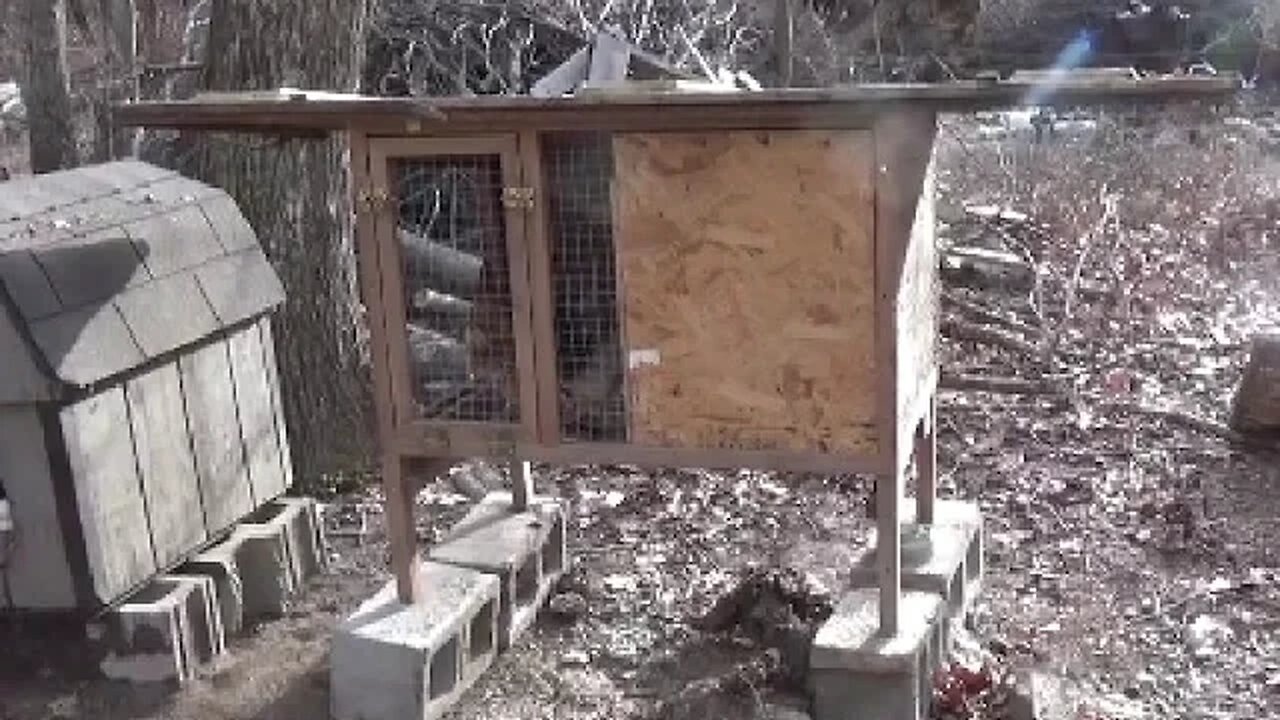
xmin=195 ymin=250 xmax=285 ymax=327
xmin=31 ymin=228 xmax=153 ymax=311
xmin=0 ymin=309 xmax=52 ymax=403
xmin=228 ymin=325 xmax=286 ymax=503
xmin=61 ymin=388 xmax=157 ymax=602
xmin=258 ymin=319 xmax=294 ymax=490
xmin=0 ymin=251 xmax=62 ymax=320
xmin=31 ymin=302 xmax=145 ymax=387
xmin=126 ymin=206 xmax=223 ymax=278
xmin=125 ymin=363 xmax=207 ymax=568
xmin=114 ymin=273 xmax=219 ymax=358
xmin=198 ymin=194 xmax=259 ymax=253
xmin=0 ymin=407 xmax=77 ymax=609
xmin=179 ymin=339 xmax=254 ymax=532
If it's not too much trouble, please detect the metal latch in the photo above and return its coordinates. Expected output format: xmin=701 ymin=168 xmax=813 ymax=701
xmin=356 ymin=187 xmax=391 ymax=214
xmin=502 ymin=187 xmax=535 ymax=210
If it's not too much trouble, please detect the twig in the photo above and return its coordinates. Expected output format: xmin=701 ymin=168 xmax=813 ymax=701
xmin=943 ymin=291 xmax=1043 ymax=337
xmin=942 ymin=318 xmax=1042 ymax=356
xmin=939 ymin=372 xmax=1060 ymax=395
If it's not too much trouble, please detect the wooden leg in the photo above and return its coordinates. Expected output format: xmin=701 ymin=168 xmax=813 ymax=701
xmin=383 ymin=453 xmax=420 ymax=604
xmin=915 ymin=397 xmax=938 ymax=525
xmin=511 ymin=459 xmax=533 ymax=511
xmin=875 ymin=466 xmax=902 ymax=638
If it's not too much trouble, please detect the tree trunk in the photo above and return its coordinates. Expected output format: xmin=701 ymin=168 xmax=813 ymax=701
xmin=21 ymin=0 xmax=78 ymax=173
xmin=180 ymin=0 xmax=375 ymax=488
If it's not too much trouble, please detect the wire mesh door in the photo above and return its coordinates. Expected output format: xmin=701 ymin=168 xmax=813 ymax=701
xmin=370 ymin=137 xmax=534 ymax=451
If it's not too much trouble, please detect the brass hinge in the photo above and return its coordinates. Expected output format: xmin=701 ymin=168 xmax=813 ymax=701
xmin=356 ymin=187 xmax=391 ymax=214
xmin=502 ymin=186 xmax=535 ymax=210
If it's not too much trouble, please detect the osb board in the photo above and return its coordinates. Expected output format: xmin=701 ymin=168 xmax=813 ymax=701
xmin=614 ymin=130 xmax=878 ymax=454
xmin=896 ymin=146 xmax=940 ymax=453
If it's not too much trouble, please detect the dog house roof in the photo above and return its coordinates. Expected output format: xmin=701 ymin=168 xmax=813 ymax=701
xmin=0 ymin=161 xmax=283 ymax=401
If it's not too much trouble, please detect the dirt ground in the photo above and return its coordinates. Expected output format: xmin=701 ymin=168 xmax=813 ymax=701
xmin=3 ymin=103 xmax=1280 ymax=720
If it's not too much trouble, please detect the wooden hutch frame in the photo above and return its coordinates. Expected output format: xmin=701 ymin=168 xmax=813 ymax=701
xmin=118 ymin=76 xmax=1235 ymax=637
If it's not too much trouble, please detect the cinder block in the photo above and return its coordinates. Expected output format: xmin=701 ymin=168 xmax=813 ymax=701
xmin=232 ymin=523 xmax=293 ymax=619
xmin=850 ymin=524 xmax=973 ymax=624
xmin=256 ymin=496 xmax=327 ymax=583
xmin=98 ymin=578 xmax=201 ymax=684
xmin=427 ymin=492 xmax=568 ymax=650
xmin=330 ymin=561 xmax=500 ymax=720
xmin=181 ymin=540 xmax=245 ymax=636
xmin=908 ymin=499 xmax=984 ymax=597
xmin=160 ymin=574 xmax=224 ymax=661
xmin=809 ymin=589 xmax=946 ymax=720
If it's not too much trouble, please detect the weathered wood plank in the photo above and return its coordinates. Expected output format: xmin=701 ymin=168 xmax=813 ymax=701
xmin=258 ymin=318 xmax=295 ymax=491
xmin=61 ymin=388 xmax=157 ymax=602
xmin=0 ymin=407 xmax=77 ymax=609
xmin=228 ymin=324 xmax=287 ymax=503
xmin=179 ymin=338 xmax=255 ymax=533
xmin=126 ymin=363 xmax=208 ymax=568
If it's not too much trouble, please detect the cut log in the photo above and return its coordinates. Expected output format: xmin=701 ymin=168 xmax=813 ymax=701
xmin=409 ymin=288 xmax=473 ymax=336
xmin=406 ymin=322 xmax=469 ymax=384
xmin=398 ymin=229 xmax=484 ymax=298
xmin=1230 ymin=334 xmax=1280 ymax=437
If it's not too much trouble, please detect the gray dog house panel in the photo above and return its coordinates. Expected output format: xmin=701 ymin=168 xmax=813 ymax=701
xmin=0 ymin=161 xmax=293 ymax=611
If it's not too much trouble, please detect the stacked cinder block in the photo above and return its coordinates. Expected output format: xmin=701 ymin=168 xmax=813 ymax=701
xmin=330 ymin=562 xmax=501 ymax=720
xmin=331 ymin=491 xmax=569 ymax=720
xmin=95 ymin=496 xmax=327 ymax=684
xmin=808 ymin=498 xmax=985 ymax=720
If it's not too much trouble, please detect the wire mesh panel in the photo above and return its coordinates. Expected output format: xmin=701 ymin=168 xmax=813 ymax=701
xmin=392 ymin=155 xmax=519 ymax=423
xmin=544 ymin=133 xmax=626 ymax=442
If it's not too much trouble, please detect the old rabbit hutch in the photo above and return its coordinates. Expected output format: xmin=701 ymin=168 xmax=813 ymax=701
xmin=120 ymin=76 xmax=1234 ymax=720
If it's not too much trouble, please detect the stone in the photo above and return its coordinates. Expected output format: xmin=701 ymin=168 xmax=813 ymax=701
xmin=330 ymin=561 xmax=500 ymax=720
xmin=428 ymin=492 xmax=568 ymax=650
xmin=98 ymin=578 xmax=199 ymax=684
xmin=809 ymin=589 xmax=946 ymax=720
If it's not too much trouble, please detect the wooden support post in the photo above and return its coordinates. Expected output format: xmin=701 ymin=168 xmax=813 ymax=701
xmin=875 ymin=467 xmax=902 ymax=637
xmin=382 ymin=453 xmax=420 ymax=604
xmin=511 ymin=459 xmax=533 ymax=511
xmin=915 ymin=397 xmax=937 ymax=525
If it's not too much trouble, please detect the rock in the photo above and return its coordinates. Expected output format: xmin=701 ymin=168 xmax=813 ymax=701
xmin=1186 ymin=615 xmax=1233 ymax=661
xmin=560 ymin=648 xmax=590 ymax=666
xmin=548 ymin=591 xmax=588 ymax=620
xmin=761 ymin=701 xmax=811 ymax=720
xmin=1229 ymin=334 xmax=1280 ymax=436
xmin=1003 ymin=670 xmax=1079 ymax=720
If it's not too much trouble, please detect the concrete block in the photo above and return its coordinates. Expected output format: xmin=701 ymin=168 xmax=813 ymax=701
xmin=427 ymin=492 xmax=568 ymax=650
xmin=810 ymin=589 xmax=946 ymax=720
xmin=850 ymin=524 xmax=973 ymax=623
xmin=160 ymin=574 xmax=225 ymax=661
xmin=250 ymin=497 xmax=327 ymax=587
xmin=232 ymin=523 xmax=293 ymax=619
xmin=330 ymin=561 xmax=500 ymax=720
xmin=181 ymin=540 xmax=245 ymax=636
xmin=908 ymin=499 xmax=984 ymax=594
xmin=98 ymin=578 xmax=200 ymax=684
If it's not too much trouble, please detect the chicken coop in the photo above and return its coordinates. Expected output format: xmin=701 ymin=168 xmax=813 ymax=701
xmin=0 ymin=161 xmax=294 ymax=613
xmin=117 ymin=76 xmax=1236 ymax=629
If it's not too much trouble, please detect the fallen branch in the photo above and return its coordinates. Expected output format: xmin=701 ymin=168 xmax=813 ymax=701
xmin=939 ymin=372 xmax=1061 ymax=395
xmin=943 ymin=291 xmax=1043 ymax=337
xmin=1101 ymin=401 xmax=1244 ymax=445
xmin=942 ymin=318 xmax=1043 ymax=357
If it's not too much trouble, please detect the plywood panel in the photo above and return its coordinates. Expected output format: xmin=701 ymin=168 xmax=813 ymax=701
xmin=126 ymin=363 xmax=208 ymax=567
xmin=614 ymin=130 xmax=878 ymax=454
xmin=228 ymin=324 xmax=287 ymax=502
xmin=61 ymin=388 xmax=157 ymax=602
xmin=0 ymin=407 xmax=77 ymax=609
xmin=180 ymin=338 xmax=255 ymax=532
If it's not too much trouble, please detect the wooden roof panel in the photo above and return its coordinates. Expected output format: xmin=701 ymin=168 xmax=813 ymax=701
xmin=0 ymin=161 xmax=283 ymax=395
xmin=113 ymin=77 xmax=1239 ymax=134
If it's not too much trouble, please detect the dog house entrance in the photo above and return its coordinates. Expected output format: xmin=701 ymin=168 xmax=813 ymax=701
xmin=371 ymin=138 xmax=529 ymax=434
